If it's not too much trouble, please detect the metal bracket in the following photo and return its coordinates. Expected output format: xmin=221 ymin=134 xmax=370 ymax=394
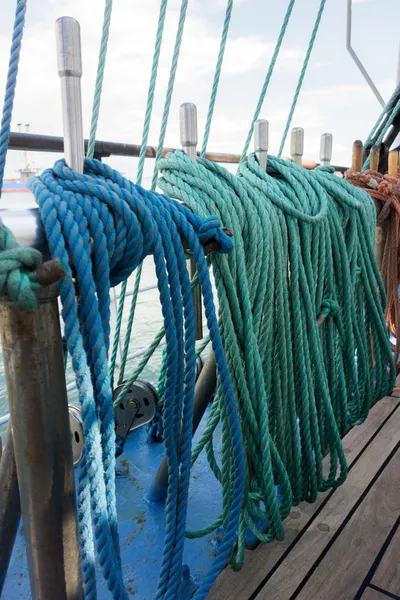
xmin=113 ymin=380 xmax=158 ymax=440
xmin=346 ymin=0 xmax=385 ymax=108
xmin=68 ymin=380 xmax=158 ymax=464
xmin=196 ymin=356 xmax=204 ymax=380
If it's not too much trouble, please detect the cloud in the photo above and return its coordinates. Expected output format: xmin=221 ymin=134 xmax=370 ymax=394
xmin=301 ymin=83 xmax=369 ymax=103
xmin=0 ymin=0 xmax=397 ymax=177
xmin=1 ymin=0 xmax=308 ymax=179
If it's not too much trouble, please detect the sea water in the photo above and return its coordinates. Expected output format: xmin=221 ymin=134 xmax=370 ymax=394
xmin=0 ymin=190 xmax=213 ymax=434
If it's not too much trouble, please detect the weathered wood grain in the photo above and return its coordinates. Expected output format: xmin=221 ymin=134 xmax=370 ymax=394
xmin=207 ymin=397 xmax=399 ymax=600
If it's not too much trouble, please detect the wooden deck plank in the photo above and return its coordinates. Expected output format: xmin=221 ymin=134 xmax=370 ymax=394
xmin=361 ymin=586 xmax=392 ymax=600
xmin=207 ymin=397 xmax=399 ymax=600
xmin=294 ymin=448 xmax=400 ymax=600
xmin=371 ymin=520 xmax=400 ymax=596
xmin=253 ymin=406 xmax=400 ymax=600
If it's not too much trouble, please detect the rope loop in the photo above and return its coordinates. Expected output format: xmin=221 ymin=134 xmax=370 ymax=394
xmin=158 ymin=148 xmax=395 ymax=570
xmin=29 ymin=157 xmax=244 ymax=599
xmin=320 ymin=298 xmax=340 ymax=319
xmin=198 ymin=216 xmax=233 ymax=253
xmin=242 ymin=153 xmax=329 ymax=224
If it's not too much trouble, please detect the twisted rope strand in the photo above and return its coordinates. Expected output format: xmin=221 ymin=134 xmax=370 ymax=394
xmin=278 ymin=0 xmax=327 ymax=157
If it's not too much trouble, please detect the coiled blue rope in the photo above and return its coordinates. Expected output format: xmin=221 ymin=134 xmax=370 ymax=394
xmin=29 ymin=158 xmax=245 ymax=599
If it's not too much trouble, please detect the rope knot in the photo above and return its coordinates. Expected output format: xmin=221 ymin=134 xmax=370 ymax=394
xmin=320 ymin=299 xmax=340 ymax=319
xmin=377 ymin=179 xmax=392 ymax=197
xmin=0 ymin=227 xmax=42 ymax=309
xmin=198 ymin=216 xmax=234 ymax=253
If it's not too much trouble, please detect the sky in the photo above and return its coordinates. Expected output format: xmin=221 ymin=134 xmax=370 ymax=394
xmin=1 ymin=0 xmax=400 ymax=183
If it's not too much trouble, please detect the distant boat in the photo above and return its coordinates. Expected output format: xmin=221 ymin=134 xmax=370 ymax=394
xmin=1 ymin=123 xmax=41 ymax=196
xmin=2 ymin=178 xmax=31 ymax=193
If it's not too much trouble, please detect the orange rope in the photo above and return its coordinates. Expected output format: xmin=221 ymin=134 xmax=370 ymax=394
xmin=345 ymin=167 xmax=400 ymax=370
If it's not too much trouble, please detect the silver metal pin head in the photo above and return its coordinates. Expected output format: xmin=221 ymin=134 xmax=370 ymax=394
xmin=180 ymin=103 xmax=198 ymax=160
xmin=55 ymin=16 xmax=84 ymax=174
xmin=254 ymin=119 xmax=269 ymax=171
xmin=290 ymin=127 xmax=304 ymax=166
xmin=56 ymin=17 xmax=82 ymax=79
xmin=320 ymin=133 xmax=333 ymax=166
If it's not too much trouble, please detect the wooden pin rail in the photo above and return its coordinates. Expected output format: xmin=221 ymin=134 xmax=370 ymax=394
xmin=352 ymin=140 xmax=363 ymax=172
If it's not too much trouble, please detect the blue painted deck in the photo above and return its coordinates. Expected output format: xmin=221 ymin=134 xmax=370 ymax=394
xmin=3 ymin=412 xmax=225 ymax=599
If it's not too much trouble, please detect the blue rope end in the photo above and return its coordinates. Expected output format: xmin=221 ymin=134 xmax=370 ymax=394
xmin=198 ymin=217 xmax=234 ymax=254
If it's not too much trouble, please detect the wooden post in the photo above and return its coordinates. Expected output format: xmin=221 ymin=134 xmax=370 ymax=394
xmin=369 ymin=145 xmax=385 ymax=268
xmin=352 ymin=140 xmax=363 ymax=172
xmin=370 ymin=145 xmax=380 ymax=172
xmin=388 ymin=150 xmax=399 ymax=177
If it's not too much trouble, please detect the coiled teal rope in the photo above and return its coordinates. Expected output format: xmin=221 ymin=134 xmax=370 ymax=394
xmin=158 ymin=150 xmax=395 ymax=568
xmin=0 ymin=227 xmax=42 ymax=309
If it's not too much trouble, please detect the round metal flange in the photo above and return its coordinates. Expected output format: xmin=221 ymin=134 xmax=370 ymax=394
xmin=68 ymin=404 xmax=84 ymax=466
xmin=113 ymin=380 xmax=158 ymax=437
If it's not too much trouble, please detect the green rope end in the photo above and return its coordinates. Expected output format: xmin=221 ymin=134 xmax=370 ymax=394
xmin=0 ymin=223 xmax=43 ymax=309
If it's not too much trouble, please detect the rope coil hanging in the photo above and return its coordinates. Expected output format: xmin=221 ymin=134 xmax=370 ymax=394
xmin=29 ymin=157 xmax=245 ymax=599
xmin=157 ymin=149 xmax=395 ymax=568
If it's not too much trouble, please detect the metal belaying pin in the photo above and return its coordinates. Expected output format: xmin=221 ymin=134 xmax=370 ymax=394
xmin=180 ymin=102 xmax=198 ymax=161
xmin=254 ymin=119 xmax=269 ymax=171
xmin=56 ymin=16 xmax=85 ymax=174
xmin=149 ymin=350 xmax=217 ymax=502
xmin=0 ymin=19 xmax=85 ymax=599
xmin=180 ymin=102 xmax=203 ymax=340
xmin=57 ymin=16 xmax=89 ymax=476
xmin=290 ymin=127 xmax=304 ymax=166
xmin=320 ymin=133 xmax=333 ymax=166
xmin=149 ymin=103 xmax=220 ymax=501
